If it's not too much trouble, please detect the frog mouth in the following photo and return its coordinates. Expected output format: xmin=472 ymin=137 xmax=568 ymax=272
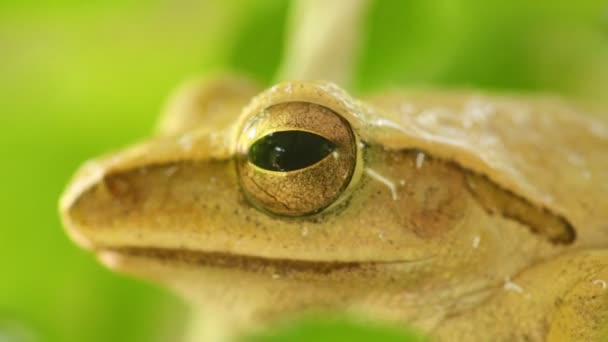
xmin=100 ymin=246 xmax=435 ymax=275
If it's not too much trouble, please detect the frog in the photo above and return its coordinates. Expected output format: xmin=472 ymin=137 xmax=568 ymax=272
xmin=59 ymin=2 xmax=608 ymax=341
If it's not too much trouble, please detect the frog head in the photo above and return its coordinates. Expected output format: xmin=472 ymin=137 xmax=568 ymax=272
xmin=60 ymin=77 xmax=579 ymax=335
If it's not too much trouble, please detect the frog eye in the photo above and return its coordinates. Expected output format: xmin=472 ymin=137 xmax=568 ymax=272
xmin=236 ymin=102 xmax=358 ymax=216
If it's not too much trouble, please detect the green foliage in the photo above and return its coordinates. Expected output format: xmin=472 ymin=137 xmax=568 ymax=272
xmin=0 ymin=1 xmax=606 ymax=341
xmin=241 ymin=314 xmax=426 ymax=342
xmin=355 ymin=0 xmax=608 ymax=98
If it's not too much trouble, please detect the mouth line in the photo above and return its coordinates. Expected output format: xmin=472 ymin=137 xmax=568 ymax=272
xmin=103 ymin=246 xmax=434 ymax=275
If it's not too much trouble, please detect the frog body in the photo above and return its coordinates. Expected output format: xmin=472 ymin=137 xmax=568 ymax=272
xmin=61 ymin=76 xmax=608 ymax=341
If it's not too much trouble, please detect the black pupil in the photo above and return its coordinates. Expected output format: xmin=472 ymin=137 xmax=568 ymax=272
xmin=248 ymin=131 xmax=336 ymax=172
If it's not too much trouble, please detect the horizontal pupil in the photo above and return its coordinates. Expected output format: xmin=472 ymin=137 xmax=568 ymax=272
xmin=249 ymin=131 xmax=336 ymax=172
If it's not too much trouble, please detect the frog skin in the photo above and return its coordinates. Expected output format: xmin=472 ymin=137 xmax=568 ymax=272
xmin=59 ymin=1 xmax=608 ymax=341
xmin=60 ymin=74 xmax=608 ymax=341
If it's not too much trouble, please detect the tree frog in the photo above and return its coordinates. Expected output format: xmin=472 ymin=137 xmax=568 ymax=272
xmin=59 ymin=2 xmax=608 ymax=341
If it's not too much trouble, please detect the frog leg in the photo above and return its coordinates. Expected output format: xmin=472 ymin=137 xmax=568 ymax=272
xmin=547 ymin=252 xmax=608 ymax=341
xmin=156 ymin=75 xmax=260 ymax=136
xmin=434 ymin=250 xmax=608 ymax=341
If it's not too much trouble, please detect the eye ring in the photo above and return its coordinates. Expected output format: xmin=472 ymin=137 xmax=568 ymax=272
xmin=236 ymin=101 xmax=358 ymax=216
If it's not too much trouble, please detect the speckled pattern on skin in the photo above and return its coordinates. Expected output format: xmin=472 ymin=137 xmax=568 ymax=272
xmin=61 ymin=78 xmax=608 ymax=341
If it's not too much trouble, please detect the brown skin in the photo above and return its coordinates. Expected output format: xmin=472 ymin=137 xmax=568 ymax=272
xmin=60 ymin=77 xmax=608 ymax=341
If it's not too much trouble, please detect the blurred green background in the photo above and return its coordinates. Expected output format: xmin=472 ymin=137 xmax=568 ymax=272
xmin=1 ymin=1 xmax=607 ymax=341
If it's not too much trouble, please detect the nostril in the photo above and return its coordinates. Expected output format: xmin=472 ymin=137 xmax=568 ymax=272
xmin=103 ymin=175 xmax=133 ymax=199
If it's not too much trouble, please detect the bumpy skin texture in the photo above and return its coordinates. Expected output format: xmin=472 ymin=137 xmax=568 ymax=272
xmin=60 ymin=77 xmax=608 ymax=341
